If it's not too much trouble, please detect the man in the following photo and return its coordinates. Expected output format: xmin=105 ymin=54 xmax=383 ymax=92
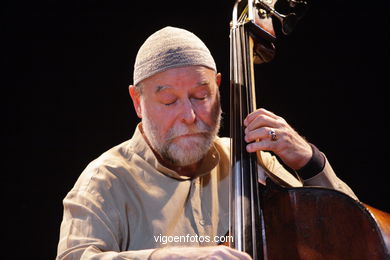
xmin=56 ymin=26 xmax=357 ymax=260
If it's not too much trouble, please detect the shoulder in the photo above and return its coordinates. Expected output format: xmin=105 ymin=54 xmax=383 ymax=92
xmin=70 ymin=139 xmax=136 ymax=196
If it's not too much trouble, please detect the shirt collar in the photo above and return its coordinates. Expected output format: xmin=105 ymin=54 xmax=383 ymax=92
xmin=126 ymin=124 xmax=220 ymax=180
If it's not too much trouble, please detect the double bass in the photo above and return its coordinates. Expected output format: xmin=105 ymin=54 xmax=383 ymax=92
xmin=228 ymin=0 xmax=390 ymax=259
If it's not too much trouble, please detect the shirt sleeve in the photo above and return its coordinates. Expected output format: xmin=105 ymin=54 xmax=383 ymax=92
xmin=295 ymin=144 xmax=359 ymax=200
xmin=296 ymin=143 xmax=325 ymax=180
xmin=302 ymin=155 xmax=358 ymax=200
xmin=260 ymin=149 xmax=358 ymax=200
xmin=56 ymin=189 xmax=155 ymax=260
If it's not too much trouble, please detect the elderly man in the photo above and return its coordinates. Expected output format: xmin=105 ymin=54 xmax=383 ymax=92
xmin=56 ymin=26 xmax=357 ymax=260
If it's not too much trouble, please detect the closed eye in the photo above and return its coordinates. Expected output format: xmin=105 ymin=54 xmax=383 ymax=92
xmin=164 ymin=99 xmax=177 ymax=106
xmin=192 ymin=93 xmax=209 ymax=102
xmin=194 ymin=96 xmax=206 ymax=100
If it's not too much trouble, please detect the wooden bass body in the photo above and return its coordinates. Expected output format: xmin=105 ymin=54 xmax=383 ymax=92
xmin=260 ymin=180 xmax=390 ymax=260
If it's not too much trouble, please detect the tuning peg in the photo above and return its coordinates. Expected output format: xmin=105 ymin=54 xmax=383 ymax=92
xmin=287 ymin=0 xmax=308 ymax=19
xmin=255 ymin=0 xmax=298 ymax=35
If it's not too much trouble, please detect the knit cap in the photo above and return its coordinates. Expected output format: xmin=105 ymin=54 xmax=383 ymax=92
xmin=133 ymin=26 xmax=217 ymax=85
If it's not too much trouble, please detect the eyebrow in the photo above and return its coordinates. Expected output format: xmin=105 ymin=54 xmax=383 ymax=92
xmin=198 ymin=80 xmax=210 ymax=86
xmin=155 ymin=85 xmax=170 ymax=93
xmin=154 ymin=80 xmax=211 ymax=94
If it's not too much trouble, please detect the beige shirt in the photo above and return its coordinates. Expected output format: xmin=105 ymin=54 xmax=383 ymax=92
xmin=56 ymin=126 xmax=357 ymax=260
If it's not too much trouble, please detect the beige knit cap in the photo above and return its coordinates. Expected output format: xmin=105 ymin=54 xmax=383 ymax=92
xmin=133 ymin=26 xmax=217 ymax=85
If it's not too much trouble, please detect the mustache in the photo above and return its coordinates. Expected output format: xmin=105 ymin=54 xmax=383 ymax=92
xmin=165 ymin=120 xmax=212 ymax=142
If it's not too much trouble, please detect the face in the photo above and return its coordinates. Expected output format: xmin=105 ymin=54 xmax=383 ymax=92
xmin=130 ymin=66 xmax=222 ymax=167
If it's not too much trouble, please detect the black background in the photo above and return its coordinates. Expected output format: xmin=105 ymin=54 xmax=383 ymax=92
xmin=2 ymin=0 xmax=389 ymax=258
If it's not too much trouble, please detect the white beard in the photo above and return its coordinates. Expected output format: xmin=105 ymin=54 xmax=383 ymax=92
xmin=141 ymin=99 xmax=221 ymax=167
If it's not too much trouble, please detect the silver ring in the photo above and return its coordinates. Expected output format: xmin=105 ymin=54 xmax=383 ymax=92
xmin=269 ymin=129 xmax=277 ymax=141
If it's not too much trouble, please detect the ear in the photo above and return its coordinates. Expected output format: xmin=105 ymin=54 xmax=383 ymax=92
xmin=129 ymin=85 xmax=142 ymax=118
xmin=216 ymin=73 xmax=222 ymax=88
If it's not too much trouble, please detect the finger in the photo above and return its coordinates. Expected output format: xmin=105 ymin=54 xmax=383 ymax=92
xmin=244 ymin=114 xmax=280 ymax=134
xmin=245 ymin=126 xmax=275 ymax=143
xmin=210 ymin=246 xmax=238 ymax=260
xmin=246 ymin=139 xmax=278 ymax=153
xmin=216 ymin=246 xmax=252 ymax=260
xmin=244 ymin=108 xmax=279 ymax=126
xmin=227 ymin=249 xmax=252 ymax=260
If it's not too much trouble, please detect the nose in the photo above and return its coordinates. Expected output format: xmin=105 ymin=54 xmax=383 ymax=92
xmin=180 ymin=99 xmax=196 ymax=125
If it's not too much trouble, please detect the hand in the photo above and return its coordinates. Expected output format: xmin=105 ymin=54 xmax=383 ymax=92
xmin=244 ymin=108 xmax=312 ymax=170
xmin=149 ymin=245 xmax=252 ymax=260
